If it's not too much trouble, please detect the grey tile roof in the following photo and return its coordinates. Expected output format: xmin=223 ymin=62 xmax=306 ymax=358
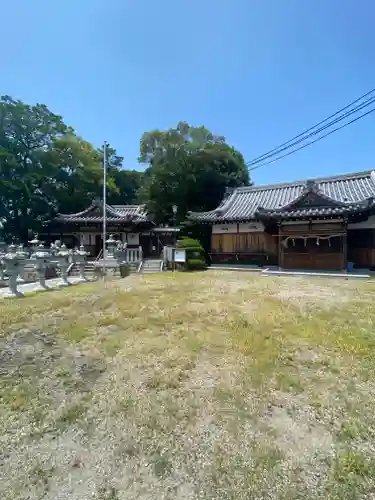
xmin=256 ymin=203 xmax=372 ymax=220
xmin=188 ymin=170 xmax=375 ymax=222
xmin=56 ymin=201 xmax=149 ymax=224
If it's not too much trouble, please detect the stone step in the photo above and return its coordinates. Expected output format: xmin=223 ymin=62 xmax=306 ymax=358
xmin=140 ymin=260 xmax=163 ymax=273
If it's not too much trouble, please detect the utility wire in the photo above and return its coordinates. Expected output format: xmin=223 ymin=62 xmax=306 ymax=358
xmin=249 ymin=106 xmax=375 ymax=171
xmin=247 ymin=87 xmax=375 ymax=167
xmin=247 ymin=95 xmax=375 ymax=167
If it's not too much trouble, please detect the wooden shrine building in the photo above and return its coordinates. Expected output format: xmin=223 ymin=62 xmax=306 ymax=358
xmin=47 ymin=200 xmax=178 ymax=258
xmin=188 ymin=170 xmax=375 ymax=271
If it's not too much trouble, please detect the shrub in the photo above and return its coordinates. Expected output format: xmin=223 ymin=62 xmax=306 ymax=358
xmin=177 ymin=238 xmax=207 ymax=271
xmin=177 ymin=238 xmax=201 ymax=249
xmin=186 ymin=258 xmax=206 ymax=270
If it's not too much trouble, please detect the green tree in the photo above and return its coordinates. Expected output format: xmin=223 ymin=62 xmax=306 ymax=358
xmin=107 ymin=169 xmax=144 ymax=205
xmin=0 ymin=95 xmax=69 ymax=240
xmin=138 ymin=121 xmax=249 ymax=224
xmin=0 ymin=95 xmax=141 ymax=242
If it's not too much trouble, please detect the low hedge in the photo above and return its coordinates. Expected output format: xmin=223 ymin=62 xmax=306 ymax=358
xmin=186 ymin=258 xmax=207 ymax=270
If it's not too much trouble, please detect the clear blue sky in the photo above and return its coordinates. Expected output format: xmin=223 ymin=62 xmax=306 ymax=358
xmin=2 ymin=0 xmax=375 ymax=185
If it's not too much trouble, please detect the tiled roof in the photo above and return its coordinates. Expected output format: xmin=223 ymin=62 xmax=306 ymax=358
xmin=56 ymin=201 xmax=149 ymax=223
xmin=188 ymin=170 xmax=375 ymax=222
xmin=256 ymin=202 xmax=373 ymax=220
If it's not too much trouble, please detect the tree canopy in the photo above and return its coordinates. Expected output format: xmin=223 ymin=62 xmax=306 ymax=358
xmin=0 ymin=95 xmax=143 ymax=241
xmin=0 ymin=98 xmax=250 ymax=243
xmin=138 ymin=121 xmax=250 ymax=224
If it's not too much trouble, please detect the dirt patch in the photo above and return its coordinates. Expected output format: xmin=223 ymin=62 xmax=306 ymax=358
xmin=274 ymin=282 xmax=352 ymax=309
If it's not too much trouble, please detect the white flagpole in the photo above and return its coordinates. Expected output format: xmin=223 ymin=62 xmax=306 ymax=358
xmin=102 ymin=141 xmax=107 ymax=277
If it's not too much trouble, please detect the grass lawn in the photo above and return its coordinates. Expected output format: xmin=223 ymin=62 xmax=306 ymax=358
xmin=1 ymin=271 xmax=375 ymax=499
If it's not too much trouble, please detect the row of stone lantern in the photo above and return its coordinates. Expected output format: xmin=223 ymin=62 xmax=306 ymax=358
xmin=0 ymin=235 xmax=89 ymax=297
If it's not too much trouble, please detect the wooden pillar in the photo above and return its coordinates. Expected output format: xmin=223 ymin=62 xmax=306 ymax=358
xmin=277 ymin=223 xmax=282 ymax=269
xmin=343 ymin=220 xmax=348 ymax=270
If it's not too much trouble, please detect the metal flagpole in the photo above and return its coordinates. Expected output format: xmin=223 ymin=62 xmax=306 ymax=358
xmin=102 ymin=141 xmax=107 ymax=278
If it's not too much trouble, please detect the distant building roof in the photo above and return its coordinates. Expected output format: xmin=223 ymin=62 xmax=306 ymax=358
xmin=56 ymin=200 xmax=149 ymax=224
xmin=188 ymin=170 xmax=375 ymax=222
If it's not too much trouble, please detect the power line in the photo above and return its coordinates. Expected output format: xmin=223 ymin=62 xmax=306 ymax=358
xmin=246 ymin=87 xmax=375 ymax=167
xmin=249 ymin=106 xmax=375 ymax=172
xmin=247 ymin=95 xmax=375 ymax=167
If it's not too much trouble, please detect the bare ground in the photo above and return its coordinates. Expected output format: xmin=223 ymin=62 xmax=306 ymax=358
xmin=1 ymin=271 xmax=375 ymax=499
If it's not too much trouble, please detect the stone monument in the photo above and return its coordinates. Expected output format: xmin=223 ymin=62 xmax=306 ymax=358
xmin=29 ymin=236 xmax=50 ymax=289
xmin=74 ymin=244 xmax=89 ymax=281
xmin=53 ymin=241 xmax=72 ymax=286
xmin=2 ymin=244 xmax=26 ymax=296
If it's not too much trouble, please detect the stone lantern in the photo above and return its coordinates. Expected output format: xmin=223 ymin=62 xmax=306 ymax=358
xmin=54 ymin=241 xmax=72 ymax=286
xmin=74 ymin=244 xmax=89 ymax=281
xmin=114 ymin=241 xmax=127 ymax=264
xmin=0 ymin=244 xmax=6 ymax=283
xmin=16 ymin=243 xmax=29 ymax=283
xmin=29 ymin=234 xmax=41 ymax=253
xmin=0 ymin=218 xmax=6 ymax=282
xmin=106 ymin=234 xmax=117 ymax=259
xmin=2 ymin=244 xmax=26 ymax=296
xmin=30 ymin=242 xmax=51 ymax=289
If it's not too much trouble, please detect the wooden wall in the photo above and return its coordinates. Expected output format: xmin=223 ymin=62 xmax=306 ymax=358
xmin=211 ymin=232 xmax=277 ymax=255
xmin=347 ymin=228 xmax=375 ymax=267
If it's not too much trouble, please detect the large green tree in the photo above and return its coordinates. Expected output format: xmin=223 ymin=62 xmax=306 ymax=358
xmin=0 ymin=96 xmax=142 ymax=241
xmin=0 ymin=95 xmax=70 ymax=240
xmin=138 ymin=121 xmax=250 ymax=224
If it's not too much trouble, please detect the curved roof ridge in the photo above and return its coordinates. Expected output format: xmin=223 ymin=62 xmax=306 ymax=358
xmin=235 ymin=169 xmax=373 ymax=193
xmin=188 ymin=169 xmax=375 ymax=223
xmin=56 ymin=199 xmax=121 ymax=219
xmin=112 ymin=204 xmax=146 ymax=209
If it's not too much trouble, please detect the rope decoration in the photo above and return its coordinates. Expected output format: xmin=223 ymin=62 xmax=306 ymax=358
xmin=282 ymin=234 xmax=342 ymax=248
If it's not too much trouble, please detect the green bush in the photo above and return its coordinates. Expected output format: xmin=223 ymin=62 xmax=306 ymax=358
xmin=186 ymin=258 xmax=206 ymax=270
xmin=177 ymin=237 xmax=207 ymax=271
xmin=177 ymin=238 xmax=201 ymax=249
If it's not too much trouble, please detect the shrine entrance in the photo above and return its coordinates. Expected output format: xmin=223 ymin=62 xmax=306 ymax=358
xmin=280 ymin=230 xmax=346 ymax=270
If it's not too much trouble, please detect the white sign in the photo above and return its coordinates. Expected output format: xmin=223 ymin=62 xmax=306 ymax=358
xmin=212 ymin=223 xmax=238 ymax=234
xmin=238 ymin=222 xmax=265 ymax=233
xmin=174 ymin=249 xmax=186 ymax=263
xmin=127 ymin=233 xmax=139 ymax=245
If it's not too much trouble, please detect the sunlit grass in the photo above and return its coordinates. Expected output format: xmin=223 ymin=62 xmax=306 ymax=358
xmin=1 ymin=272 xmax=375 ymax=499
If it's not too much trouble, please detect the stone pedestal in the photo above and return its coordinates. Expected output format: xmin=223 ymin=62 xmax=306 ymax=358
xmin=74 ymin=245 xmax=89 ymax=281
xmin=0 ymin=249 xmax=5 ymax=283
xmin=106 ymin=235 xmax=117 ymax=259
xmin=53 ymin=241 xmax=72 ymax=286
xmin=2 ymin=245 xmax=26 ymax=297
xmin=29 ymin=238 xmax=50 ymax=290
xmin=16 ymin=244 xmax=28 ymax=283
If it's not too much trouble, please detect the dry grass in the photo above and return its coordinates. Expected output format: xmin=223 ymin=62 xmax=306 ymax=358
xmin=1 ymin=271 xmax=375 ymax=499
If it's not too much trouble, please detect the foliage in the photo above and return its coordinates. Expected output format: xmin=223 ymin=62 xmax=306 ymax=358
xmin=178 ymin=220 xmax=212 ymax=259
xmin=177 ymin=237 xmax=202 ymax=249
xmin=0 ymin=97 xmax=248 ymax=243
xmin=177 ymin=237 xmax=207 ymax=270
xmin=138 ymin=121 xmax=250 ymax=225
xmin=186 ymin=258 xmax=207 ymax=271
xmin=0 ymin=96 xmax=142 ymax=241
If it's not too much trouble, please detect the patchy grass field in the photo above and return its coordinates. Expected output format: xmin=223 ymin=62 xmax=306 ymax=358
xmin=1 ymin=271 xmax=375 ymax=499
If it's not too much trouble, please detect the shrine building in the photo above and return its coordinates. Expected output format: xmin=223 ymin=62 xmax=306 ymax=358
xmin=188 ymin=170 xmax=375 ymax=271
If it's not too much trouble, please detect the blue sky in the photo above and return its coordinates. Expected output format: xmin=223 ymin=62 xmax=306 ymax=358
xmin=2 ymin=0 xmax=375 ymax=185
